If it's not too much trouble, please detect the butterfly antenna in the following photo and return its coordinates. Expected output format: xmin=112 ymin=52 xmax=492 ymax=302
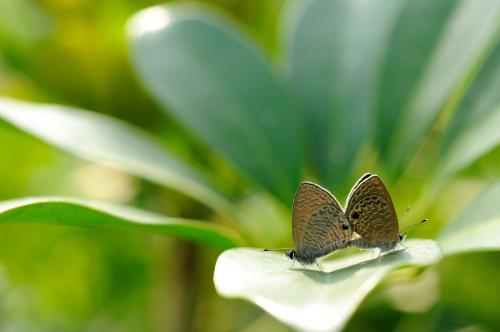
xmin=400 ymin=218 xmax=428 ymax=233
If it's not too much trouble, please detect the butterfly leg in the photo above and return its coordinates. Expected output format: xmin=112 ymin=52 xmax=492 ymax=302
xmin=289 ymin=259 xmax=297 ymax=270
xmin=392 ymin=242 xmax=407 ymax=254
xmin=377 ymin=248 xmax=384 ymax=260
xmin=315 ymin=260 xmax=324 ymax=272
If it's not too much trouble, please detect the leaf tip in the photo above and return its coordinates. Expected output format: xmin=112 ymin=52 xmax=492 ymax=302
xmin=127 ymin=6 xmax=172 ymax=39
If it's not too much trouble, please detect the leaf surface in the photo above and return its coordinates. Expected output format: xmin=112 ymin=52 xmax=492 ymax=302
xmin=0 ymin=98 xmax=235 ymax=216
xmin=284 ymin=0 xmax=400 ymax=189
xmin=378 ymin=0 xmax=500 ymax=177
xmin=214 ymin=239 xmax=441 ymax=331
xmin=0 ymin=197 xmax=241 ymax=249
xmin=128 ymin=4 xmax=303 ymax=202
xmin=438 ymin=181 xmax=500 ymax=255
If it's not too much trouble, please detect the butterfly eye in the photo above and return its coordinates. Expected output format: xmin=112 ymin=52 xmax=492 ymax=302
xmin=341 ymin=223 xmax=349 ymax=230
xmin=351 ymin=212 xmax=360 ymax=220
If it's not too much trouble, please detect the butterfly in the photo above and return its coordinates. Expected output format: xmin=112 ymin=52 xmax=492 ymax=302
xmin=286 ymin=181 xmax=352 ymax=264
xmin=273 ymin=173 xmax=418 ymax=265
xmin=344 ymin=173 xmax=405 ymax=251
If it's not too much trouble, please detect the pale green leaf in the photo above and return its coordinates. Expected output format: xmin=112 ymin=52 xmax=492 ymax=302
xmin=0 ymin=97 xmax=236 ymax=216
xmin=214 ymin=239 xmax=441 ymax=331
xmin=434 ymin=41 xmax=500 ymax=184
xmin=284 ymin=0 xmax=401 ymax=189
xmin=438 ymin=181 xmax=500 ymax=255
xmin=380 ymin=0 xmax=500 ymax=177
xmin=128 ymin=4 xmax=303 ymax=203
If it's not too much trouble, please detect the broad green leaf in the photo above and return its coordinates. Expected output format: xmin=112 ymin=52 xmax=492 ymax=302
xmin=0 ymin=197 xmax=241 ymax=249
xmin=214 ymin=239 xmax=441 ymax=332
xmin=374 ymin=0 xmax=456 ymax=156
xmin=438 ymin=181 xmax=500 ymax=256
xmin=0 ymin=97 xmax=236 ymax=216
xmin=434 ymin=108 xmax=500 ymax=187
xmin=434 ymin=41 xmax=500 ymax=184
xmin=284 ymin=0 xmax=401 ymax=189
xmin=378 ymin=0 xmax=500 ymax=178
xmin=127 ymin=4 xmax=303 ymax=203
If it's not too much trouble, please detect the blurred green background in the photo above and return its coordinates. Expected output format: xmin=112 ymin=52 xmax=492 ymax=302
xmin=0 ymin=0 xmax=499 ymax=331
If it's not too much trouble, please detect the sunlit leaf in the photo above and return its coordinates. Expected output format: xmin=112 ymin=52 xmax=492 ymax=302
xmin=0 ymin=97 xmax=236 ymax=216
xmin=214 ymin=239 xmax=441 ymax=331
xmin=438 ymin=181 xmax=500 ymax=255
xmin=434 ymin=41 xmax=500 ymax=184
xmin=284 ymin=0 xmax=400 ymax=190
xmin=378 ymin=0 xmax=500 ymax=178
xmin=128 ymin=4 xmax=303 ymax=203
xmin=0 ymin=197 xmax=241 ymax=249
xmin=374 ymin=0 xmax=456 ymax=156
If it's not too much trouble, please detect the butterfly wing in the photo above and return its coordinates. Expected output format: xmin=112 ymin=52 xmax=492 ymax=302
xmin=345 ymin=174 xmax=399 ymax=245
xmin=292 ymin=182 xmax=352 ymax=259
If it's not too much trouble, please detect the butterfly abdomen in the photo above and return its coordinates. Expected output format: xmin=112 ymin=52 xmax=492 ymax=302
xmin=349 ymin=238 xmax=398 ymax=251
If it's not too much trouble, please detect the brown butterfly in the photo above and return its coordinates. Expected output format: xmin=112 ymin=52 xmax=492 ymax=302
xmin=267 ymin=174 xmax=422 ymax=264
xmin=286 ymin=181 xmax=352 ymax=264
xmin=345 ymin=173 xmax=405 ymax=251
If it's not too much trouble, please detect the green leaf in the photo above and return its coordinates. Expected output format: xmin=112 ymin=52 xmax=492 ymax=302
xmin=284 ymin=0 xmax=401 ymax=189
xmin=214 ymin=239 xmax=441 ymax=331
xmin=0 ymin=0 xmax=50 ymax=47
xmin=434 ymin=41 xmax=500 ymax=184
xmin=0 ymin=197 xmax=241 ymax=249
xmin=378 ymin=0 xmax=500 ymax=178
xmin=127 ymin=4 xmax=303 ymax=203
xmin=0 ymin=97 xmax=236 ymax=216
xmin=438 ymin=181 xmax=500 ymax=256
xmin=375 ymin=0 xmax=456 ymax=156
